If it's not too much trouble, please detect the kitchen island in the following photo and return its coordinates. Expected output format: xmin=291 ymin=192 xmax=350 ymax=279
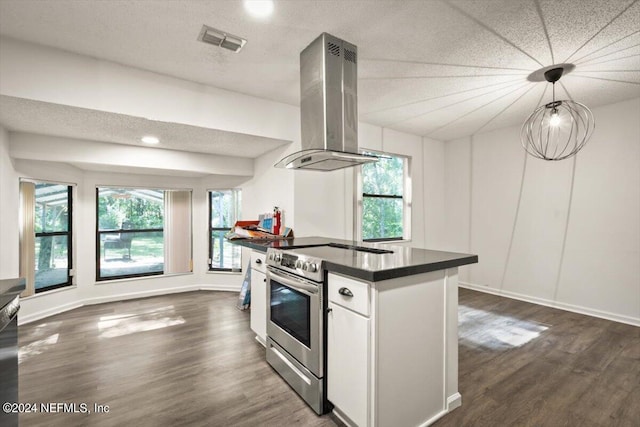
xmin=231 ymin=237 xmax=477 ymax=427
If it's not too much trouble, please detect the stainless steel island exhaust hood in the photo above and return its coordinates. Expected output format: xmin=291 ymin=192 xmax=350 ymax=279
xmin=275 ymin=33 xmax=377 ymax=171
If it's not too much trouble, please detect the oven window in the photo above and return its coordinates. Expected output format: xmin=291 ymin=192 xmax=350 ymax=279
xmin=270 ymin=281 xmax=311 ymax=348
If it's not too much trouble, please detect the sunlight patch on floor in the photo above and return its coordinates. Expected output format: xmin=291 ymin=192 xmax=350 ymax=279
xmin=459 ymin=304 xmax=549 ymax=349
xmin=18 ymin=333 xmax=59 ymax=364
xmin=97 ymin=305 xmax=185 ymax=338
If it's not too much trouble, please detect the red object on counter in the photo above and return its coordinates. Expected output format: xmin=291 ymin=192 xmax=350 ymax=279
xmin=274 ymin=208 xmax=281 ymax=235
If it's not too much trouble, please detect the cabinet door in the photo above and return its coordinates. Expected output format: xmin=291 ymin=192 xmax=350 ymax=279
xmin=327 ymin=302 xmax=369 ymax=427
xmin=250 ymin=269 xmax=267 ymax=344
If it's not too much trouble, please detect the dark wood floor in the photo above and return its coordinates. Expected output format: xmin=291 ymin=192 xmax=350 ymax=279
xmin=434 ymin=289 xmax=640 ymax=427
xmin=17 ymin=288 xmax=639 ymax=426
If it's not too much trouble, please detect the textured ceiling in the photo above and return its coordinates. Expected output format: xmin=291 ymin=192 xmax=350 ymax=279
xmin=0 ymin=0 xmax=638 ymax=143
xmin=0 ymin=96 xmax=289 ymax=158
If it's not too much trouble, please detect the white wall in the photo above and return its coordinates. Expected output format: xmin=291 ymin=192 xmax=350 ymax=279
xmin=293 ymin=122 xmax=447 ymax=250
xmin=0 ymin=125 xmax=19 ymax=278
xmin=444 ymin=97 xmax=640 ymax=325
xmin=422 ymin=137 xmax=446 ymax=249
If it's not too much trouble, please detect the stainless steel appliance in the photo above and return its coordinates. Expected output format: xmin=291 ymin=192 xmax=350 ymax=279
xmin=265 ymin=247 xmax=328 ymax=414
xmin=0 ymin=279 xmax=24 ymax=427
xmin=274 ymin=32 xmax=377 ymax=171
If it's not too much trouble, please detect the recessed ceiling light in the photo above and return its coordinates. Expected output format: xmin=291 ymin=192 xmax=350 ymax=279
xmin=243 ymin=0 xmax=274 ymax=18
xmin=141 ymin=135 xmax=159 ymax=144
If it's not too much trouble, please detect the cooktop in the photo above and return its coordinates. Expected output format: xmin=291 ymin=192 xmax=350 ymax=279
xmin=278 ymin=242 xmax=393 ymax=255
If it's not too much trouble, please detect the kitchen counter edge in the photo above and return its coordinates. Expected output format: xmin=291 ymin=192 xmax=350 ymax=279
xmin=229 ymin=238 xmax=478 ymax=282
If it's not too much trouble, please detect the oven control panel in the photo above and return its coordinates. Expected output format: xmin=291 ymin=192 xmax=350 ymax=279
xmin=266 ymin=248 xmax=323 ymax=282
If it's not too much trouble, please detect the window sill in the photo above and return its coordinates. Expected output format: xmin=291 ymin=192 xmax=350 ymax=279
xmin=374 ymin=238 xmax=413 ymax=245
xmin=95 ymin=272 xmax=193 ymax=285
xmin=207 ymin=270 xmax=243 ymax=275
xmin=363 ymin=237 xmax=411 ymax=243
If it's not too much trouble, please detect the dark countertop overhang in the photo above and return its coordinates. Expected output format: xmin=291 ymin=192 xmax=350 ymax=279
xmin=230 ymin=237 xmax=478 ymax=282
xmin=0 ymin=278 xmax=26 ymax=310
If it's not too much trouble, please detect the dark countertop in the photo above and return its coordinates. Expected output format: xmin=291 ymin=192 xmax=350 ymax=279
xmin=230 ymin=237 xmax=477 ymax=282
xmin=0 ymin=278 xmax=26 ymax=310
xmin=230 ymin=236 xmax=337 ymax=252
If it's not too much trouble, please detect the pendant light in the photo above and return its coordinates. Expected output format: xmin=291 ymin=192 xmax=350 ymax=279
xmin=521 ymin=67 xmax=594 ymax=161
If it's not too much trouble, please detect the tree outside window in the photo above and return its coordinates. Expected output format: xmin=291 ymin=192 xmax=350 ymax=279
xmin=96 ymin=188 xmax=164 ymax=280
xmin=361 ymin=153 xmax=407 ymax=241
xmin=209 ymin=190 xmax=241 ymax=271
xmin=34 ymin=183 xmax=73 ymax=292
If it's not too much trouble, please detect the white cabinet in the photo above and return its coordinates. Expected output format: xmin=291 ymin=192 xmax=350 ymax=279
xmin=327 ymin=273 xmax=371 ymax=426
xmin=327 ymin=270 xmax=459 ymax=427
xmin=327 ymin=301 xmax=370 ymax=427
xmin=249 ymin=251 xmax=267 ymax=346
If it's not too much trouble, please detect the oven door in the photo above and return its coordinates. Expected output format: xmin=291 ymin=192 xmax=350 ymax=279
xmin=267 ymin=266 xmax=322 ymax=377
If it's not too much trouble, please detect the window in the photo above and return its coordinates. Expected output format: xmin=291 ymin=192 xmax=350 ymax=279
xmin=96 ymin=188 xmax=165 ymax=280
xmin=19 ymin=181 xmax=73 ymax=295
xmin=96 ymin=187 xmax=192 ymax=281
xmin=358 ymin=152 xmax=410 ymax=242
xmin=209 ymin=190 xmax=241 ymax=271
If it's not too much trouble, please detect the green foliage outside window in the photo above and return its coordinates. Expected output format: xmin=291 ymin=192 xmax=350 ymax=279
xmin=362 ymin=154 xmax=405 ymax=241
xmin=34 ymin=183 xmax=72 ymax=291
xmin=210 ymin=190 xmax=241 ymax=271
xmin=35 ymin=183 xmax=69 ymax=234
xmin=96 ymin=188 xmax=165 ymax=279
xmin=98 ymin=188 xmax=164 ymax=230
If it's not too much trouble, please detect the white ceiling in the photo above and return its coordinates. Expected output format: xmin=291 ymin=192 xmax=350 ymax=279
xmin=0 ymin=0 xmax=638 ymax=143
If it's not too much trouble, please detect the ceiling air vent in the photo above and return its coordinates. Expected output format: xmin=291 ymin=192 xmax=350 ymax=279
xmin=197 ymin=25 xmax=246 ymax=53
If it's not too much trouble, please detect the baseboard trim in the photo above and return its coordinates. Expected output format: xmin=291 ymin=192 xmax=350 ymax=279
xmin=419 ymin=409 xmax=449 ymax=427
xmin=82 ymin=285 xmax=202 ymax=306
xmin=255 ymin=335 xmax=267 ymax=347
xmin=199 ymin=284 xmax=241 ymax=292
xmin=18 ymin=284 xmax=239 ymax=325
xmin=331 ymin=407 xmax=356 ymax=427
xmin=18 ymin=300 xmax=84 ymax=326
xmin=446 ymin=392 xmax=462 ymax=411
xmin=459 ymin=282 xmax=640 ymax=327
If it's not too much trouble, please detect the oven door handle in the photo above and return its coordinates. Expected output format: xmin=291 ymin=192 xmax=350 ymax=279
xmin=268 ymin=269 xmax=319 ymax=295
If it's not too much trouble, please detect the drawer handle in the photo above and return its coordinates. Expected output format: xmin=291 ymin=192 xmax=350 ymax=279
xmin=255 ymin=259 xmax=262 ymax=264
xmin=338 ymin=287 xmax=353 ymax=297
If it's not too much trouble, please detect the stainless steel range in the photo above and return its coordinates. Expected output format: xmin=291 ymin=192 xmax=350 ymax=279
xmin=265 ymin=247 xmax=329 ymax=414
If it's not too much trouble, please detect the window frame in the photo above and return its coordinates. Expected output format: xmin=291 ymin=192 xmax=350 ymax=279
xmin=355 ymin=151 xmax=411 ymax=243
xmin=95 ymin=187 xmax=165 ymax=281
xmin=32 ymin=182 xmax=74 ymax=293
xmin=208 ymin=189 xmax=242 ymax=272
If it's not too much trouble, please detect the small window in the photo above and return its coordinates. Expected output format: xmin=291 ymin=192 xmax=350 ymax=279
xmin=209 ymin=189 xmax=241 ymax=271
xmin=19 ymin=181 xmax=74 ymax=295
xmin=358 ymin=152 xmax=410 ymax=242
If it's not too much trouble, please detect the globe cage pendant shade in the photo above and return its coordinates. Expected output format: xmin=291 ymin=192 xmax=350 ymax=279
xmin=521 ymin=67 xmax=595 ymax=161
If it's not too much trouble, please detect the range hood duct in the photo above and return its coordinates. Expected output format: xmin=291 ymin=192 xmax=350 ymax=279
xmin=275 ymin=33 xmax=377 ymax=171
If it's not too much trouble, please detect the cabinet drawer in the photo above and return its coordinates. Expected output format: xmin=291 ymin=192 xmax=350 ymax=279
xmin=251 ymin=251 xmax=266 ymax=274
xmin=328 ymin=273 xmax=370 ymax=317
